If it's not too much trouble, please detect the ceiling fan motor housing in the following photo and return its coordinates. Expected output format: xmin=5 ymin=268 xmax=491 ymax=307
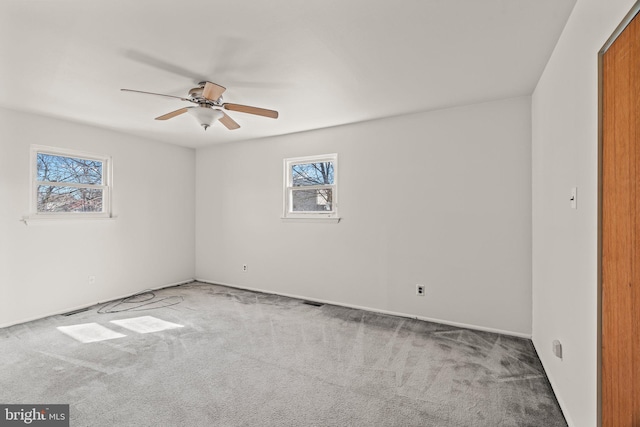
xmin=189 ymin=82 xmax=224 ymax=104
xmin=188 ymin=87 xmax=203 ymax=98
xmin=188 ymin=88 xmax=219 ymax=104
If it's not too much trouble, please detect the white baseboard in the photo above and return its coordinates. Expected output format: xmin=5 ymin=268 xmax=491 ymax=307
xmin=3 ymin=277 xmax=532 ymax=340
xmin=532 ymin=340 xmax=574 ymax=426
xmin=0 ymin=278 xmax=194 ymax=329
xmin=194 ymin=278 xmax=532 ymax=339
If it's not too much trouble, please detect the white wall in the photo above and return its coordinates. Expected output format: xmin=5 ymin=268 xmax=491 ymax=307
xmin=0 ymin=108 xmax=195 ymax=327
xmin=196 ymin=96 xmax=532 ymax=336
xmin=531 ymin=0 xmax=636 ymax=426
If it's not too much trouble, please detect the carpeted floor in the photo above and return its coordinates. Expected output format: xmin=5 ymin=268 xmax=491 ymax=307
xmin=0 ymin=282 xmax=567 ymax=426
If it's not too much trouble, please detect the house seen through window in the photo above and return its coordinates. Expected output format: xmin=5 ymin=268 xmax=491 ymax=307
xmin=284 ymin=154 xmax=338 ymax=219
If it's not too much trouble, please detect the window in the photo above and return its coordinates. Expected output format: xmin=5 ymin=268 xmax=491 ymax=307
xmin=31 ymin=146 xmax=111 ymax=217
xmin=283 ymin=154 xmax=338 ymax=219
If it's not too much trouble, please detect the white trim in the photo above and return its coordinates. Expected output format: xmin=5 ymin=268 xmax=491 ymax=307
xmin=31 ymin=144 xmax=110 ymax=163
xmin=283 ymin=153 xmax=339 ymax=219
xmin=30 ymin=144 xmax=113 ymax=218
xmin=532 ymin=340 xmax=573 ymax=427
xmin=195 ymin=278 xmax=532 ymax=339
xmin=285 ymin=153 xmax=338 ymax=166
xmin=0 ymin=279 xmax=194 ymax=329
xmin=20 ymin=215 xmax=118 ymax=225
xmin=280 ymin=217 xmax=341 ymax=223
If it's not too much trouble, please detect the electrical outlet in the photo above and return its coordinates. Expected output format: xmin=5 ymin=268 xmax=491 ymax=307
xmin=88 ymin=275 xmax=96 ymax=285
xmin=242 ymin=264 xmax=248 ymax=272
xmin=416 ymin=284 xmax=425 ymax=296
xmin=552 ymin=340 xmax=563 ymax=360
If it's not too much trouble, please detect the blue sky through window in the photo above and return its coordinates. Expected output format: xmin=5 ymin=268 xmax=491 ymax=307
xmin=292 ymin=162 xmax=334 ymax=187
xmin=37 ymin=153 xmax=103 ymax=185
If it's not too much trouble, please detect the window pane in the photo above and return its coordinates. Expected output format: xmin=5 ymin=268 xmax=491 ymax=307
xmin=292 ymin=188 xmax=333 ymax=212
xmin=37 ymin=185 xmax=103 ymax=212
xmin=37 ymin=153 xmax=103 ymax=185
xmin=292 ymin=162 xmax=334 ymax=187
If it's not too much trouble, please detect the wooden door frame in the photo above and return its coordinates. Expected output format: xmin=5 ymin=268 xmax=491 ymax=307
xmin=599 ymin=3 xmax=640 ymax=426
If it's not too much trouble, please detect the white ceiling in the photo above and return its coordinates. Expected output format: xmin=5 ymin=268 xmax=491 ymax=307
xmin=0 ymin=0 xmax=576 ymax=148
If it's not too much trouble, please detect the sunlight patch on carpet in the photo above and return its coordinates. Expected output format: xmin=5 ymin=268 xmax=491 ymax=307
xmin=57 ymin=323 xmax=126 ymax=343
xmin=110 ymin=316 xmax=184 ymax=334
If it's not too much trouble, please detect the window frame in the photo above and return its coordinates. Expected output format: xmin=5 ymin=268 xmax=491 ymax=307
xmin=30 ymin=145 xmax=112 ymax=219
xmin=283 ymin=153 xmax=339 ymax=220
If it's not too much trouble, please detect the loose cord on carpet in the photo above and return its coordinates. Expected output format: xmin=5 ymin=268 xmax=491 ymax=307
xmin=97 ymin=290 xmax=183 ymax=313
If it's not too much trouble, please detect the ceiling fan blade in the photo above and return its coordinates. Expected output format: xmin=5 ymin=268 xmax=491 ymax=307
xmin=123 ymin=50 xmax=205 ymax=83
xmin=202 ymin=82 xmax=226 ymax=101
xmin=155 ymin=108 xmax=189 ymax=120
xmin=222 ymin=103 xmax=279 ymax=119
xmin=121 ymin=88 xmax=191 ymax=102
xmin=218 ymin=111 xmax=240 ymax=130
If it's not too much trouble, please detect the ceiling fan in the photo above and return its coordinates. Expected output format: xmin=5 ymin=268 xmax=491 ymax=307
xmin=121 ymin=81 xmax=278 ymax=131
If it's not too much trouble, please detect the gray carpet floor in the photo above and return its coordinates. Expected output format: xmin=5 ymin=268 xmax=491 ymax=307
xmin=0 ymin=282 xmax=567 ymax=426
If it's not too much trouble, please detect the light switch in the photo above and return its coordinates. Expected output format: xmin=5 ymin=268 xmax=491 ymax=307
xmin=570 ymin=187 xmax=577 ymax=209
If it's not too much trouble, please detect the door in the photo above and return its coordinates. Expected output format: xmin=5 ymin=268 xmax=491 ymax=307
xmin=602 ymin=8 xmax=640 ymax=427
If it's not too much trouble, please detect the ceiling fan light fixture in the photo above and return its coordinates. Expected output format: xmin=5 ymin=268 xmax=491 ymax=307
xmin=188 ymin=107 xmax=224 ymax=130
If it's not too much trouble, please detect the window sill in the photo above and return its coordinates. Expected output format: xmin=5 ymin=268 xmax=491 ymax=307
xmin=21 ymin=215 xmax=117 ymax=225
xmin=280 ymin=217 xmax=341 ymax=224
